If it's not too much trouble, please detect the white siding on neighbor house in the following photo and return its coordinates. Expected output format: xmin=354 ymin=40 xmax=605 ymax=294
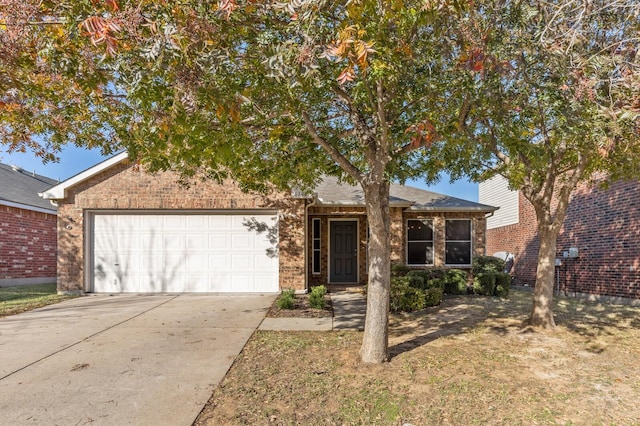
xmin=479 ymin=175 xmax=519 ymax=229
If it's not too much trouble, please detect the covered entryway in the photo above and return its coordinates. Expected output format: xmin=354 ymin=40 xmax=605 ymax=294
xmin=90 ymin=212 xmax=279 ymax=293
xmin=329 ymin=220 xmax=359 ymax=283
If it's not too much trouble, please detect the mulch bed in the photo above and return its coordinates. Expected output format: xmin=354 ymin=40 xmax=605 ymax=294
xmin=267 ymin=294 xmax=333 ymax=318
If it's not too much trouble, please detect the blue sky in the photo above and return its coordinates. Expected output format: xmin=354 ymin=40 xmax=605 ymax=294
xmin=0 ymin=146 xmax=479 ymax=202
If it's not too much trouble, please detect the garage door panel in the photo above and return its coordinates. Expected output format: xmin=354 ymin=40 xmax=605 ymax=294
xmin=162 ymin=233 xmax=186 ymax=248
xmin=209 ymin=215 xmax=231 ymax=228
xmin=92 ymin=213 xmax=278 ymax=293
xmin=186 ymin=234 xmax=207 ymax=249
xmin=231 ymin=234 xmax=254 ymax=250
xmin=255 ymin=255 xmax=277 ymax=270
xmin=163 ymin=215 xmax=184 ymax=228
xmin=209 ymin=234 xmax=229 ymax=248
xmin=185 ymin=215 xmax=208 ymax=229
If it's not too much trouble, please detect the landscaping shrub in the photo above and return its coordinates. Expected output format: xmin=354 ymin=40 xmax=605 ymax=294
xmin=408 ymin=274 xmax=425 ymax=289
xmin=406 ymin=271 xmax=426 ymax=290
xmin=407 ymin=270 xmax=447 ymax=291
xmin=277 ymin=289 xmax=296 ymax=309
xmin=443 ymin=269 xmax=469 ymax=295
xmin=391 ymin=263 xmax=411 ymax=278
xmin=390 ymin=277 xmax=426 ymax=312
xmin=472 ymin=255 xmax=506 ymax=275
xmin=424 ymin=269 xmax=445 ymax=281
xmin=473 ymin=272 xmax=496 ymax=296
xmin=494 ymin=272 xmax=512 ymax=298
xmin=424 ymin=287 xmax=443 ymax=307
xmin=426 ymin=277 xmax=446 ymax=291
xmin=309 ymin=285 xmax=327 ymax=309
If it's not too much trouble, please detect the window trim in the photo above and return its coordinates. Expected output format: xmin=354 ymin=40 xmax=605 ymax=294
xmin=406 ymin=219 xmax=434 ymax=266
xmin=312 ymin=218 xmax=321 ymax=275
xmin=445 ymin=218 xmax=472 ymax=266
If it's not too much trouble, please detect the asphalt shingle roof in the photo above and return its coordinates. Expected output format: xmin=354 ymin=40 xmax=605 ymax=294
xmin=314 ymin=175 xmax=497 ymax=212
xmin=0 ymin=163 xmax=58 ymax=212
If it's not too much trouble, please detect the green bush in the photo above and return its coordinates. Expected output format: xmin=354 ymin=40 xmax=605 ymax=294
xmin=424 ymin=287 xmax=444 ymax=307
xmin=406 ymin=270 xmax=448 ymax=290
xmin=309 ymin=285 xmax=327 ymax=309
xmin=443 ymin=269 xmax=469 ymax=295
xmin=472 ymin=255 xmax=506 ymax=275
xmin=391 ymin=263 xmax=411 ymax=278
xmin=473 ymin=272 xmax=497 ymax=296
xmin=494 ymin=272 xmax=511 ymax=298
xmin=277 ymin=289 xmax=296 ymax=309
xmin=424 ymin=269 xmax=445 ymax=281
xmin=407 ymin=271 xmax=425 ymax=290
xmin=390 ymin=277 xmax=426 ymax=312
xmin=426 ymin=277 xmax=445 ymax=291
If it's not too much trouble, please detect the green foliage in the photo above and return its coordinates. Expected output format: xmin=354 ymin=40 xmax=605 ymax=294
xmin=406 ymin=272 xmax=425 ymax=290
xmin=309 ymin=285 xmax=327 ymax=310
xmin=390 ymin=277 xmax=426 ymax=313
xmin=0 ymin=283 xmax=78 ymax=318
xmin=407 ymin=269 xmax=446 ymax=290
xmin=494 ymin=273 xmax=512 ymax=298
xmin=473 ymin=272 xmax=497 ymax=296
xmin=277 ymin=289 xmax=296 ymax=310
xmin=472 ymin=256 xmax=505 ymax=275
xmin=443 ymin=269 xmax=469 ymax=295
xmin=424 ymin=287 xmax=444 ymax=307
xmin=391 ymin=263 xmax=411 ymax=278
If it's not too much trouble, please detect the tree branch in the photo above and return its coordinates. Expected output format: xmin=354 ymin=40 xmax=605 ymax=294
xmin=301 ymin=111 xmax=361 ymax=181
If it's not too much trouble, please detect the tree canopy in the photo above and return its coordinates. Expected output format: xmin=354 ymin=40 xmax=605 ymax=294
xmin=2 ymin=0 xmax=639 ymax=352
xmin=1 ymin=0 xmax=484 ymax=363
xmin=437 ymin=0 xmax=640 ymax=326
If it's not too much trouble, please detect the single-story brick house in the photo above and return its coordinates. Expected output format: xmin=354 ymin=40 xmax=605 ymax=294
xmin=480 ymin=174 xmax=640 ymax=301
xmin=41 ymin=152 xmax=497 ymax=294
xmin=0 ymin=162 xmax=58 ymax=286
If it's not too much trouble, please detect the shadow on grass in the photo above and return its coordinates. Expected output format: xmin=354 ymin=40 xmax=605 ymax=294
xmin=387 ymin=288 xmax=640 ymax=360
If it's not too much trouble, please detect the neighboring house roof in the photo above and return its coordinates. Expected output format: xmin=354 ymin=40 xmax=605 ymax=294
xmin=0 ymin=162 xmax=57 ymax=213
xmin=41 ymin=152 xmax=497 ymax=213
xmin=315 ymin=175 xmax=497 ymax=213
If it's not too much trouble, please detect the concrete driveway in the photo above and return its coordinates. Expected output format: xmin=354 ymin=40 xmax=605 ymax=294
xmin=0 ymin=293 xmax=275 ymax=425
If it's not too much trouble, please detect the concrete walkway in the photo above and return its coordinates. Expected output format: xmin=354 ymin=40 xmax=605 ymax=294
xmin=259 ymin=291 xmax=366 ymax=331
xmin=0 ymin=294 xmax=274 ymax=426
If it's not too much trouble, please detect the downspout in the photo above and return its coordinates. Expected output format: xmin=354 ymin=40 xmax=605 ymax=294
xmin=303 ymin=194 xmax=318 ymax=294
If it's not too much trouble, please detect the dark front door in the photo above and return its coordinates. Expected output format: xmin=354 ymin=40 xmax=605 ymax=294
xmin=330 ymin=220 xmax=358 ymax=283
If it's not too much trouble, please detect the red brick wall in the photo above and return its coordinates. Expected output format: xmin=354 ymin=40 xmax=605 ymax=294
xmin=485 ymin=192 xmax=538 ymax=286
xmin=486 ymin=179 xmax=640 ymax=298
xmin=558 ymin=179 xmax=640 ymax=298
xmin=0 ymin=205 xmax=57 ymax=283
xmin=56 ymin=161 xmax=306 ymax=293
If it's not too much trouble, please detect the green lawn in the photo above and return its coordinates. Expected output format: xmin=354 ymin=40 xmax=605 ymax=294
xmin=0 ymin=283 xmax=78 ymax=317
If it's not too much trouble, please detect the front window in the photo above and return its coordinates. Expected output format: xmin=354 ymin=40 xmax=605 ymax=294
xmin=407 ymin=219 xmax=434 ymax=265
xmin=312 ymin=218 xmax=321 ymax=274
xmin=445 ymin=219 xmax=472 ymax=265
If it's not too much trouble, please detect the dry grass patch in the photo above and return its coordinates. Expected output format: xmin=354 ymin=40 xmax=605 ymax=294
xmin=195 ymin=290 xmax=640 ymax=425
xmin=0 ymin=283 xmax=78 ymax=318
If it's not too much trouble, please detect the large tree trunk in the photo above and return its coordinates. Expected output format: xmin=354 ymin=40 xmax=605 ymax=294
xmin=360 ymin=180 xmax=391 ymax=364
xmin=529 ymin=221 xmax=560 ymax=327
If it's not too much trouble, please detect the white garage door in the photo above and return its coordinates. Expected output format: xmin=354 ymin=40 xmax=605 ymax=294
xmin=91 ymin=213 xmax=279 ymax=293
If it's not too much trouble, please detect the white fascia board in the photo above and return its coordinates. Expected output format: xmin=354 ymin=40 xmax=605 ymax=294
xmin=40 ymin=152 xmax=129 ymax=200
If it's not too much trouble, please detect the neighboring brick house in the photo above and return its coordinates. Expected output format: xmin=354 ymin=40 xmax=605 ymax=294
xmin=480 ymin=174 xmax=640 ymax=300
xmin=42 ymin=152 xmax=497 ymax=294
xmin=0 ymin=163 xmax=57 ymax=286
